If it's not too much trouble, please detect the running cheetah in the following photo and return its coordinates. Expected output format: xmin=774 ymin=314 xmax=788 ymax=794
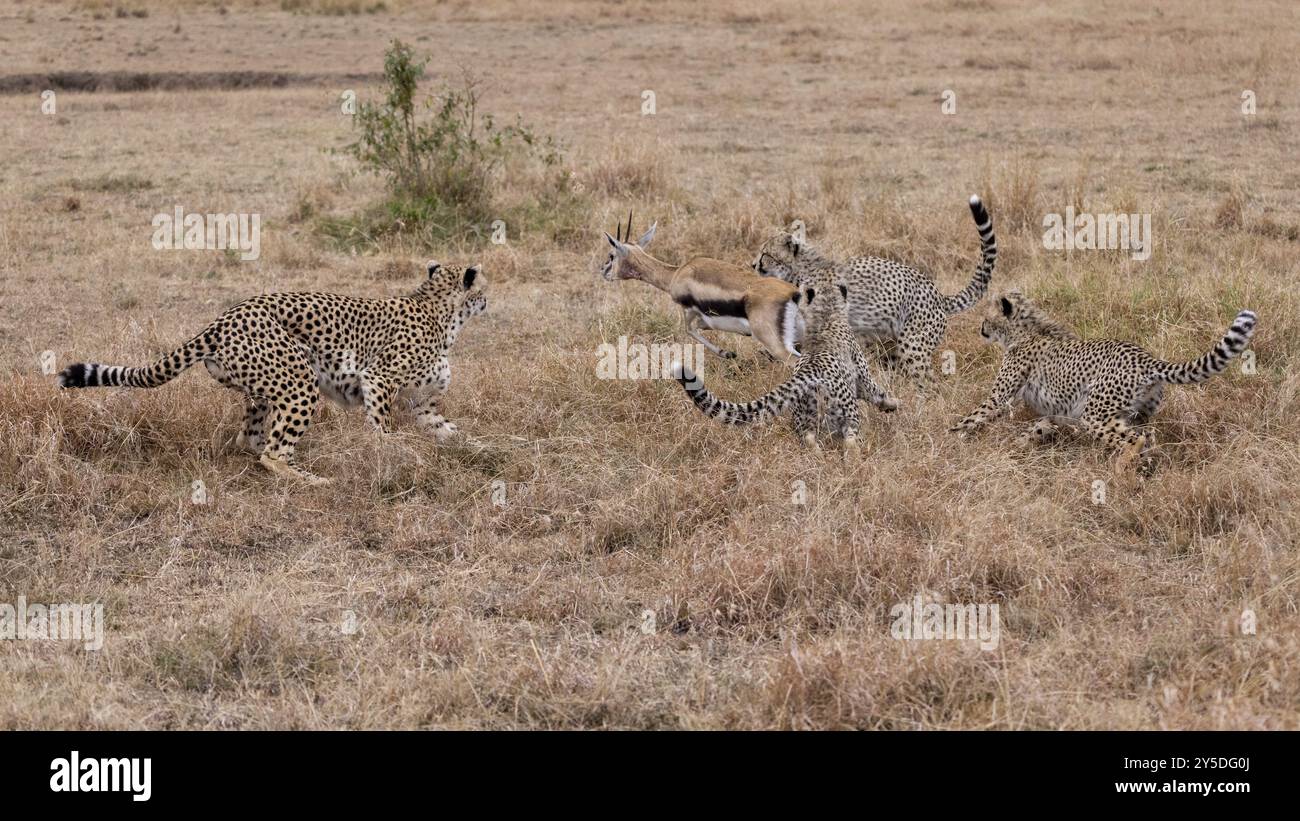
xmin=951 ymin=290 xmax=1257 ymax=477
xmin=58 ymin=261 xmax=487 ymax=485
xmin=753 ymin=196 xmax=996 ymax=388
xmin=671 ymin=268 xmax=898 ymax=454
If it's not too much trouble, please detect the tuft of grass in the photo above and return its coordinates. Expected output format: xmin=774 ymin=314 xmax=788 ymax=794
xmin=69 ymin=173 xmax=155 ymax=194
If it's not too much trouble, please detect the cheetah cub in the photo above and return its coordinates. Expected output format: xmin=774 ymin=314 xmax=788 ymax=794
xmin=671 ymin=269 xmax=898 ymax=454
xmin=951 ymin=290 xmax=1257 ymax=478
xmin=58 ymin=262 xmax=487 ymax=485
xmin=753 ymin=196 xmax=996 ymax=388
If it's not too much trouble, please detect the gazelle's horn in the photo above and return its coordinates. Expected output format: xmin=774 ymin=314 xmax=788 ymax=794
xmin=626 ymin=210 xmax=634 ymax=244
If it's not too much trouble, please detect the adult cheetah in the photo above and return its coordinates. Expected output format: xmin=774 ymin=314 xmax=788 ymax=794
xmin=58 ymin=261 xmax=486 ymax=485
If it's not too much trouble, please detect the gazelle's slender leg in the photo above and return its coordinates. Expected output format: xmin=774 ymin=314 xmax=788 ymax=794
xmin=683 ymin=308 xmax=736 ymax=360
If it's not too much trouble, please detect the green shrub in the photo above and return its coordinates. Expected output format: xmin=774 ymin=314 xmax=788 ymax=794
xmin=340 ymin=40 xmax=562 ymax=246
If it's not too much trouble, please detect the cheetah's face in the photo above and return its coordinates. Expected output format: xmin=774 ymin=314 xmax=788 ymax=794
xmin=462 ymin=277 xmax=488 ymax=316
xmin=791 ymin=274 xmax=850 ymax=334
xmin=752 ymin=229 xmax=803 ymax=284
xmin=979 ymin=290 xmax=1034 ymax=347
xmin=979 ymin=315 xmax=1012 ymax=348
xmin=425 ymin=261 xmax=487 ymax=314
xmin=457 ymin=265 xmax=487 ymax=316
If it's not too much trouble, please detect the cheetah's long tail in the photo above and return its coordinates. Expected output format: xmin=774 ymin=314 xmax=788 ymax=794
xmin=943 ymin=195 xmax=997 ymax=316
xmin=670 ymin=361 xmax=811 ymax=426
xmin=1153 ymin=310 xmax=1257 ymax=385
xmin=58 ymin=330 xmax=217 ymax=390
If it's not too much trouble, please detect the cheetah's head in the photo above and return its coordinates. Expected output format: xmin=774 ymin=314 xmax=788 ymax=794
xmin=423 ymin=261 xmax=487 ymax=315
xmin=457 ymin=264 xmax=487 ymax=317
xmin=981 ymin=290 xmax=1073 ymax=345
xmin=790 ymin=269 xmax=850 ymax=334
xmin=753 ymin=223 xmax=822 ymax=286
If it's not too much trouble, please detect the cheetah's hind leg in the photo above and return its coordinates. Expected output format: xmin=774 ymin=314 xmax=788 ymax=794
xmin=235 ymin=398 xmax=271 ymax=453
xmin=1079 ymin=414 xmax=1152 ymax=487
xmin=791 ymin=391 xmax=820 ymax=450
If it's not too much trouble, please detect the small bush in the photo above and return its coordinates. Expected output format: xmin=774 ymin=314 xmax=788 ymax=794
xmin=340 ymin=40 xmax=562 ymax=246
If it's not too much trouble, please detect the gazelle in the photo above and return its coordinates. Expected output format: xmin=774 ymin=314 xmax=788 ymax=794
xmin=601 ymin=213 xmax=803 ymax=364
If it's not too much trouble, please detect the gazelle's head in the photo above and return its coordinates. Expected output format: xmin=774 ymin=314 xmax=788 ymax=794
xmin=601 ymin=210 xmax=658 ymax=281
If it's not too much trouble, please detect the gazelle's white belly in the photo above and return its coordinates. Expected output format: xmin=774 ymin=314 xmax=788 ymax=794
xmin=699 ymin=314 xmax=752 ymax=336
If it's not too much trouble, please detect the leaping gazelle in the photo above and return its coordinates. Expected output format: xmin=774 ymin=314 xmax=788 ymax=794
xmin=600 ymin=212 xmax=804 ymax=364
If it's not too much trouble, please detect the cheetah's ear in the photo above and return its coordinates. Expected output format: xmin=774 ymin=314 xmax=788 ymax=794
xmin=839 ymin=284 xmax=848 ymax=300
xmin=999 ymin=296 xmax=1014 ymax=317
xmin=805 ymin=287 xmax=816 ymax=304
xmin=463 ymin=265 xmax=480 ymax=290
xmin=426 ymin=261 xmax=442 ymax=277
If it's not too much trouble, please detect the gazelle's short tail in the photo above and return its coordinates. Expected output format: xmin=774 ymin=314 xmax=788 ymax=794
xmin=58 ymin=332 xmax=214 ymax=390
xmin=671 ymin=362 xmax=808 ymax=425
xmin=943 ymin=195 xmax=997 ymax=316
xmin=1153 ymin=310 xmax=1257 ymax=385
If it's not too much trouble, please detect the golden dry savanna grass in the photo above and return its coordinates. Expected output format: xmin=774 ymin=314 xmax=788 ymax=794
xmin=0 ymin=0 xmax=1298 ymax=728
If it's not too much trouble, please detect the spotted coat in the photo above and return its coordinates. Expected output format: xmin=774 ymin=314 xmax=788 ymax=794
xmin=951 ymin=290 xmax=1257 ymax=475
xmin=58 ymin=262 xmax=486 ymax=484
xmin=754 ymin=196 xmax=996 ymax=388
xmin=673 ymin=269 xmax=898 ymax=452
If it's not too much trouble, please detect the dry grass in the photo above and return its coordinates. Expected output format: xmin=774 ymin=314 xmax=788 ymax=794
xmin=0 ymin=0 xmax=1298 ymax=729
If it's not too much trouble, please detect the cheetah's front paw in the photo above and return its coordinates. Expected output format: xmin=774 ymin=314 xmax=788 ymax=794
xmin=842 ymin=436 xmax=862 ymax=459
xmin=949 ymin=417 xmax=980 ymax=437
xmin=258 ymin=453 xmax=331 ymax=486
xmin=433 ymin=420 xmax=461 ymax=443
